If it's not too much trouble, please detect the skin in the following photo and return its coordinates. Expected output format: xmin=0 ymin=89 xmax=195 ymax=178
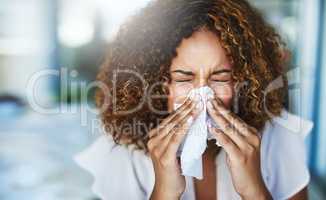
xmin=148 ymin=30 xmax=307 ymax=200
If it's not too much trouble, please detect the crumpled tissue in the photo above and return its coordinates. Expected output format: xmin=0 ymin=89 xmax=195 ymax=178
xmin=174 ymin=86 xmax=221 ymax=180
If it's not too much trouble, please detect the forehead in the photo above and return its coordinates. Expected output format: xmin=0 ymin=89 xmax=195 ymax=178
xmin=170 ymin=30 xmax=231 ymax=72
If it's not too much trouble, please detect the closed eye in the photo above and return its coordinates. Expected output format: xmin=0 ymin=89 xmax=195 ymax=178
xmin=174 ymin=79 xmax=192 ymax=82
xmin=211 ymin=79 xmax=230 ymax=82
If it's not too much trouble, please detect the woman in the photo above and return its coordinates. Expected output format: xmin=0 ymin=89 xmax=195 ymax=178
xmin=75 ymin=0 xmax=313 ymax=199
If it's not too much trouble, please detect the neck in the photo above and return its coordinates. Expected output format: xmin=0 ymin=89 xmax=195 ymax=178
xmin=204 ymin=139 xmax=221 ymax=160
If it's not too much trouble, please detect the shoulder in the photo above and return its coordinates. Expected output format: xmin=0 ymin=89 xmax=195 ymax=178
xmin=261 ymin=109 xmax=313 ymax=157
xmin=74 ymin=135 xmax=155 ymax=200
xmin=261 ymin=109 xmax=313 ymax=159
xmin=260 ymin=109 xmax=313 ymax=200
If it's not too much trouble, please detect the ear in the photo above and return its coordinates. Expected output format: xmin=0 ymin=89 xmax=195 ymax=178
xmin=162 ymin=81 xmax=170 ymax=95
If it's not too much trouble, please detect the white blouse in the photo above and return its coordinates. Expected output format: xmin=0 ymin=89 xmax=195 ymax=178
xmin=74 ymin=109 xmax=313 ymax=200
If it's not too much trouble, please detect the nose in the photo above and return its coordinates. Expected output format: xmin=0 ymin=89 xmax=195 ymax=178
xmin=194 ymin=78 xmax=208 ymax=88
xmin=193 ymin=68 xmax=209 ymax=88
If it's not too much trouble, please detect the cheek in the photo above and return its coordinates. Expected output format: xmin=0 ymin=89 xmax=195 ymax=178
xmin=166 ymin=82 xmax=235 ymax=111
xmin=210 ymin=82 xmax=234 ymax=108
xmin=167 ymin=83 xmax=194 ymax=111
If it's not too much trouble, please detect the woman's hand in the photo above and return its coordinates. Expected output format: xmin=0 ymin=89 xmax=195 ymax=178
xmin=207 ymin=98 xmax=272 ymax=200
xmin=148 ymin=97 xmax=201 ymax=200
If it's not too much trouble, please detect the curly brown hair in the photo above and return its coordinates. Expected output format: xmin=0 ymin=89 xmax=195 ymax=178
xmin=95 ymin=0 xmax=289 ymax=152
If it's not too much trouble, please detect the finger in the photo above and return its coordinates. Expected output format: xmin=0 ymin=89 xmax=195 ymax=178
xmin=164 ymin=96 xmax=193 ymax=124
xmin=161 ymin=101 xmax=203 ymax=158
xmin=208 ymin=126 xmax=241 ymax=161
xmin=162 ymin=99 xmax=200 ymax=136
xmin=148 ymin=99 xmax=200 ymax=151
xmin=163 ymin=117 xmax=193 ymax=158
xmin=161 ymin=98 xmax=202 ymax=143
xmin=210 ymin=98 xmax=252 ymax=137
xmin=168 ymin=94 xmax=201 ymax=123
xmin=210 ymin=99 xmax=261 ymax=146
xmin=212 ymin=99 xmax=261 ymax=147
xmin=158 ymin=109 xmax=194 ymax=154
xmin=149 ymin=97 xmax=193 ymax=139
xmin=207 ymin=101 xmax=249 ymax=150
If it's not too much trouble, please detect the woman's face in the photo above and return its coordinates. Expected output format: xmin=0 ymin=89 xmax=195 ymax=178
xmin=167 ymin=30 xmax=234 ymax=112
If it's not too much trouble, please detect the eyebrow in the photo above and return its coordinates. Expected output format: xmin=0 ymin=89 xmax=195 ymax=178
xmin=171 ymin=68 xmax=231 ymax=76
xmin=171 ymin=69 xmax=194 ymax=76
xmin=211 ymin=69 xmax=231 ymax=75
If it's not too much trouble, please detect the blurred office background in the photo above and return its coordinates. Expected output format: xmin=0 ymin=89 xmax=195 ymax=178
xmin=0 ymin=0 xmax=325 ymax=199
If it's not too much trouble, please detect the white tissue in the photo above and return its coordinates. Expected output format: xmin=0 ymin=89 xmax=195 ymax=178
xmin=173 ymin=86 xmax=221 ymax=180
